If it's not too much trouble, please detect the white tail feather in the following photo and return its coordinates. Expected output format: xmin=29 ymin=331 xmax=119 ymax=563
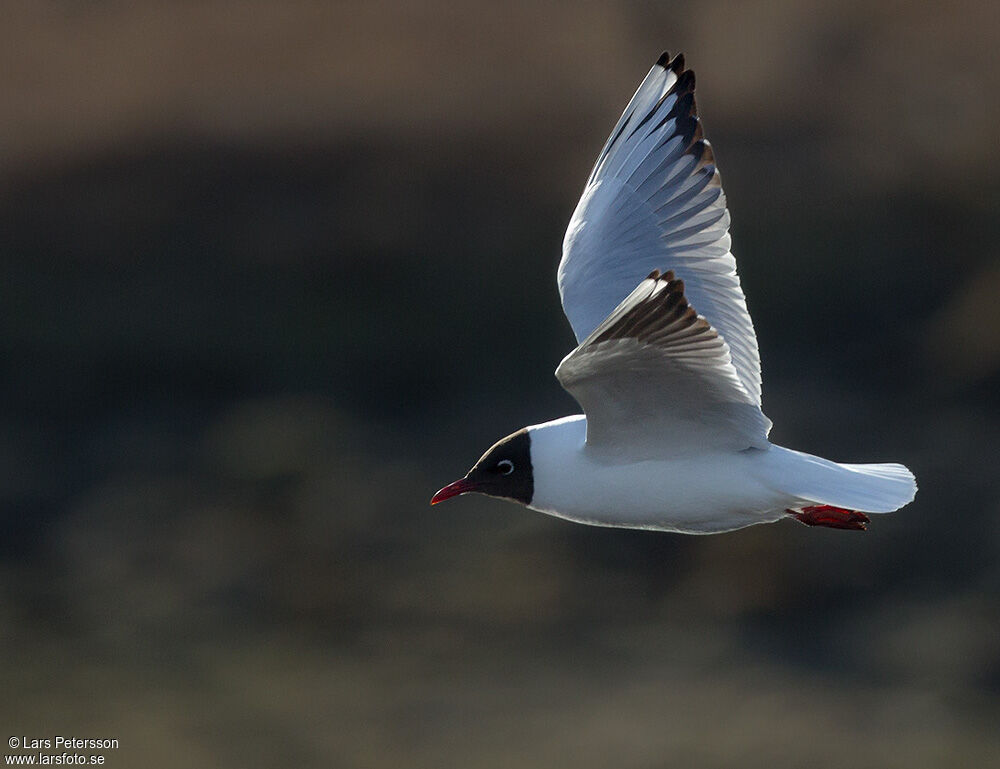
xmin=769 ymin=446 xmax=917 ymax=513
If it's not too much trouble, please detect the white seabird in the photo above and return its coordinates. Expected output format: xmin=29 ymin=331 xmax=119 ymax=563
xmin=431 ymin=52 xmax=916 ymax=534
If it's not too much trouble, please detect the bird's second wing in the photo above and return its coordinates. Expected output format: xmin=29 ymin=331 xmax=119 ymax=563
xmin=558 ymin=52 xmax=764 ymax=408
xmin=556 ymin=271 xmax=771 ymax=458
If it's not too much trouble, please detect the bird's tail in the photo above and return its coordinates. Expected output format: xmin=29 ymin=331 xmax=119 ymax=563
xmin=768 ymin=446 xmax=917 ymax=514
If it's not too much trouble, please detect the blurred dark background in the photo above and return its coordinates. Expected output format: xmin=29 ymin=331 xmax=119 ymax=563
xmin=2 ymin=1 xmax=998 ymax=766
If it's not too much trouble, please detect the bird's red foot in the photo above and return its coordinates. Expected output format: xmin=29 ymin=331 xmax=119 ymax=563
xmin=788 ymin=505 xmax=870 ymax=531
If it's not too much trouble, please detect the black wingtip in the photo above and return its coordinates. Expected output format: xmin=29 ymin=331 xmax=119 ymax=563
xmin=647 ymin=268 xmax=678 ymax=282
xmin=687 ymin=136 xmax=720 ymax=170
xmin=656 ymin=52 xmax=688 ymax=76
xmin=684 ymin=119 xmax=705 ymax=151
xmin=676 ymin=68 xmax=696 ymax=94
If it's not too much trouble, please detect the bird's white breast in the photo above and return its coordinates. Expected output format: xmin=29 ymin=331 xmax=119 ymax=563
xmin=526 ymin=415 xmax=788 ymax=533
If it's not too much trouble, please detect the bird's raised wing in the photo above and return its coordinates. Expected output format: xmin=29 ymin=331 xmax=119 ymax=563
xmin=556 ymin=271 xmax=771 ymax=457
xmin=558 ymin=52 xmax=764 ymax=408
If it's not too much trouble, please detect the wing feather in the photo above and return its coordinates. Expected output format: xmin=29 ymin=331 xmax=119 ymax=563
xmin=556 ymin=271 xmax=771 ymax=458
xmin=559 ymin=52 xmax=764 ymax=408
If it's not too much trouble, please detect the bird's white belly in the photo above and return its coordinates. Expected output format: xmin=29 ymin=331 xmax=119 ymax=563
xmin=527 ymin=416 xmax=789 ymax=533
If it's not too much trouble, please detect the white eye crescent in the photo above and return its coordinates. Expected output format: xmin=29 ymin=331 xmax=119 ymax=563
xmin=497 ymin=459 xmax=514 ymax=475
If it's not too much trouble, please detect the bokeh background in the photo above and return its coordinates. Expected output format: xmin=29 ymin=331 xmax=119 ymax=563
xmin=2 ymin=1 xmax=999 ymax=766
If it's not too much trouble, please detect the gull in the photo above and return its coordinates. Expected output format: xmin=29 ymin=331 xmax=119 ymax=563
xmin=431 ymin=53 xmax=916 ymax=533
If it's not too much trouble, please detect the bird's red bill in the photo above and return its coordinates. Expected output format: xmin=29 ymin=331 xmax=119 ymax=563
xmin=430 ymin=478 xmax=476 ymax=505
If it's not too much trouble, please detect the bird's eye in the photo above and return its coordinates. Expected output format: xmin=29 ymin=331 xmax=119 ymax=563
xmin=497 ymin=459 xmax=514 ymax=475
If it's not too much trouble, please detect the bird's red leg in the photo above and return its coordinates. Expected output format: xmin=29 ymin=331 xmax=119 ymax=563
xmin=787 ymin=505 xmax=870 ymax=531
